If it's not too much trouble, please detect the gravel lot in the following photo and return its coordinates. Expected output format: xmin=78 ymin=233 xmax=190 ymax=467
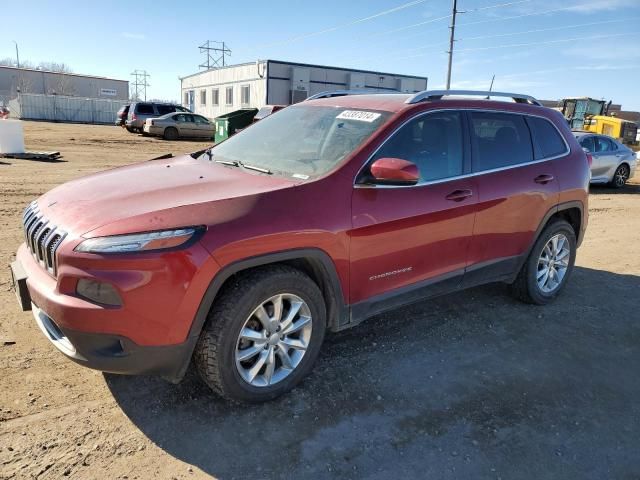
xmin=1 ymin=122 xmax=639 ymax=480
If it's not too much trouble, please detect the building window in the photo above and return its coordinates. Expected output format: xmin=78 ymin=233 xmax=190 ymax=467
xmin=212 ymin=88 xmax=219 ymax=106
xmin=200 ymin=90 xmax=206 ymax=106
xmin=241 ymin=85 xmax=250 ymax=106
xmin=225 ymin=87 xmax=233 ymax=106
xmin=184 ymin=92 xmax=189 ymax=105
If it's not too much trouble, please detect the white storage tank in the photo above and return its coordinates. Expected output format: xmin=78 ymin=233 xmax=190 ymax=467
xmin=0 ymin=119 xmax=26 ymax=154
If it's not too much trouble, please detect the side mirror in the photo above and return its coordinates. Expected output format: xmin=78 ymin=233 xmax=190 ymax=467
xmin=582 ymin=147 xmax=591 ymax=154
xmin=369 ymin=158 xmax=419 ymax=185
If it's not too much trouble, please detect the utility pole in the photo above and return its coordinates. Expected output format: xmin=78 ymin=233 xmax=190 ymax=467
xmin=199 ymin=41 xmax=231 ymax=70
xmin=12 ymin=40 xmax=19 ymax=68
xmin=130 ymin=70 xmax=150 ymax=101
xmin=445 ymin=0 xmax=458 ymax=90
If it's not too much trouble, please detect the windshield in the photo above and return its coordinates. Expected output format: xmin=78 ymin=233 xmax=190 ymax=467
xmin=209 ymin=105 xmax=391 ymax=178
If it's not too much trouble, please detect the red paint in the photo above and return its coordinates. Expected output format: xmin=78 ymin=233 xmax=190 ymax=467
xmin=370 ymin=158 xmax=419 ymax=183
xmin=19 ymin=95 xmax=589 ymax=349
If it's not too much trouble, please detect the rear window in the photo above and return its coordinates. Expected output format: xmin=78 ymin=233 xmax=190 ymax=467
xmin=136 ymin=103 xmax=154 ymax=115
xmin=157 ymin=105 xmax=176 ymax=116
xmin=578 ymin=136 xmax=595 ymax=152
xmin=470 ymin=112 xmax=533 ymax=171
xmin=596 ymin=137 xmax=616 ymax=152
xmin=526 ymin=116 xmax=567 ymax=159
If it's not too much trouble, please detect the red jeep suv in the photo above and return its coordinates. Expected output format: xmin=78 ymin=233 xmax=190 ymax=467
xmin=11 ymin=90 xmax=589 ymax=402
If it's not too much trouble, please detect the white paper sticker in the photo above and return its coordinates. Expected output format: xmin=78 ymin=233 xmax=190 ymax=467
xmin=336 ymin=110 xmax=381 ymax=123
xmin=292 ymin=173 xmax=310 ymax=180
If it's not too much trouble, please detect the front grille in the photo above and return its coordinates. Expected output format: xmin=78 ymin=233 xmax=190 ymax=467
xmin=22 ymin=202 xmax=67 ymax=276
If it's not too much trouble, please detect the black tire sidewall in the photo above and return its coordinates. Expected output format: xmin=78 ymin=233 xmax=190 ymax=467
xmin=525 ymin=221 xmax=577 ymax=304
xmin=164 ymin=127 xmax=178 ymax=140
xmin=613 ymin=164 xmax=628 ymax=188
xmin=216 ymin=274 xmax=326 ymax=402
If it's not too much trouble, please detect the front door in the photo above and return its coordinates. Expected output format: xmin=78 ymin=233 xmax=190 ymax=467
xmin=350 ymin=111 xmax=477 ymax=310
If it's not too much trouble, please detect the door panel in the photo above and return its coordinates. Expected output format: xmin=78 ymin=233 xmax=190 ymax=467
xmin=350 ymin=180 xmax=477 ymax=304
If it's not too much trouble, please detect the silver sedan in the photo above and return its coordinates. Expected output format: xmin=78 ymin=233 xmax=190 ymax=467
xmin=143 ymin=113 xmax=215 ymax=140
xmin=574 ymin=132 xmax=637 ymax=188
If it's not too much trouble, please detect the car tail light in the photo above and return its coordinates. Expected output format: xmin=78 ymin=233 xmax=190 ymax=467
xmin=586 ymin=152 xmax=593 ymax=167
xmin=132 ymin=113 xmax=137 ymax=121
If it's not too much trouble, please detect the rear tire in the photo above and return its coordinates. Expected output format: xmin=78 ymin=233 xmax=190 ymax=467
xmin=510 ymin=219 xmax=576 ymax=305
xmin=611 ymin=164 xmax=629 ymax=189
xmin=163 ymin=127 xmax=178 ymax=141
xmin=194 ymin=266 xmax=326 ymax=403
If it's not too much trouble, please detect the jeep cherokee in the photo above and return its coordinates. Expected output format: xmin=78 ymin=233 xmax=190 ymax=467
xmin=11 ymin=90 xmax=589 ymax=403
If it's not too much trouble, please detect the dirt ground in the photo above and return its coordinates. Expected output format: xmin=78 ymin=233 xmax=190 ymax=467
xmin=1 ymin=122 xmax=639 ymax=480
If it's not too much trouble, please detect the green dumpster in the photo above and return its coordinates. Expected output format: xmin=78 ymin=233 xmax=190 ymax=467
xmin=214 ymin=108 xmax=258 ymax=143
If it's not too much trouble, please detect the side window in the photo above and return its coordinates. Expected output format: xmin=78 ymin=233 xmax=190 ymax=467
xmin=194 ymin=115 xmax=209 ymax=124
xmin=174 ymin=114 xmax=186 ymax=123
xmin=526 ymin=116 xmax=567 ymax=159
xmin=595 ymin=137 xmax=614 ymax=152
xmin=157 ymin=105 xmax=174 ymax=116
xmin=372 ymin=112 xmax=464 ymax=182
xmin=136 ymin=103 xmax=154 ymax=115
xmin=579 ymin=136 xmax=595 ymax=152
xmin=184 ymin=114 xmax=195 ymax=123
xmin=470 ymin=112 xmax=533 ymax=171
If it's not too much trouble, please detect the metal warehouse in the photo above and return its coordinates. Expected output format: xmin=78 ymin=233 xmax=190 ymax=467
xmin=180 ymin=60 xmax=428 ymax=118
xmin=0 ymin=65 xmax=129 ymax=104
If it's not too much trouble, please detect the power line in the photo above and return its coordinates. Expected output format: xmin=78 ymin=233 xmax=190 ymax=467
xmin=255 ymin=0 xmax=432 ymax=49
xmin=459 ymin=17 xmax=636 ymax=41
xmin=457 ymin=4 xmax=586 ymax=27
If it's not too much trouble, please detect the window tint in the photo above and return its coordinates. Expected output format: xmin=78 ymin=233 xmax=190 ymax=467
xmin=595 ymin=137 xmax=616 ymax=152
xmin=136 ymin=103 xmax=154 ymax=115
xmin=157 ymin=104 xmax=175 ymax=116
xmin=212 ymin=89 xmax=219 ymax=106
xmin=526 ymin=116 xmax=567 ymax=159
xmin=579 ymin=136 xmax=595 ymax=152
xmin=373 ymin=112 xmax=464 ymax=182
xmin=470 ymin=112 xmax=533 ymax=170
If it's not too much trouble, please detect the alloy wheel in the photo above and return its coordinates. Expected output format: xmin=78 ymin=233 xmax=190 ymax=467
xmin=235 ymin=294 xmax=312 ymax=387
xmin=614 ymin=165 xmax=629 ymax=188
xmin=537 ymin=233 xmax=570 ymax=293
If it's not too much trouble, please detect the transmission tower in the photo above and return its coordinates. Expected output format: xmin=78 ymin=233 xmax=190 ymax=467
xmin=199 ymin=41 xmax=231 ymax=70
xmin=130 ymin=70 xmax=150 ymax=101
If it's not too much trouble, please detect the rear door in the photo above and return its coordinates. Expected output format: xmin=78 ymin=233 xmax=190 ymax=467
xmin=593 ymin=136 xmax=619 ymax=179
xmin=350 ymin=110 xmax=477 ymax=308
xmin=464 ymin=111 xmax=562 ymax=286
xmin=174 ymin=114 xmax=195 ymax=137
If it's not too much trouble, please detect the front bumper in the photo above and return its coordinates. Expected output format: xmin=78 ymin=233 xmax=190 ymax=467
xmin=31 ymin=302 xmax=194 ymax=381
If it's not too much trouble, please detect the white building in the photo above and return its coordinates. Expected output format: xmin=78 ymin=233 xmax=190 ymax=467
xmin=180 ymin=60 xmax=428 ymax=118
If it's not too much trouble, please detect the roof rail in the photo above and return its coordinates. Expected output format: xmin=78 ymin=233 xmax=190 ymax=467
xmin=406 ymin=89 xmax=541 ymax=106
xmin=305 ymin=89 xmax=397 ymax=101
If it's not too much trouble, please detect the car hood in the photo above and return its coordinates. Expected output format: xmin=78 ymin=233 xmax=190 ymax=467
xmin=35 ymin=154 xmax=296 ymax=236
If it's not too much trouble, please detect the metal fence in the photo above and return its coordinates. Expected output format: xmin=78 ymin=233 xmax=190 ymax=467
xmin=8 ymin=93 xmax=126 ymax=124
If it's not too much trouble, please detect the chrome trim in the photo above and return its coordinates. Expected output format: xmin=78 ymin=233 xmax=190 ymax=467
xmin=32 ymin=303 xmax=79 ymax=358
xmin=353 ymin=107 xmax=571 ymax=189
xmin=21 ymin=203 xmax=67 ymax=276
xmin=406 ymin=89 xmax=541 ymax=106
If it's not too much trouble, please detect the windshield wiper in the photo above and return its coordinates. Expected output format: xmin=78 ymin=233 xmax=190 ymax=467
xmin=214 ymin=159 xmax=239 ymax=167
xmin=215 ymin=159 xmax=271 ymax=174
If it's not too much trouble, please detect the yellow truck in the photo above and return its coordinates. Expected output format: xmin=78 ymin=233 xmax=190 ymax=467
xmin=583 ymin=115 xmax=638 ymax=144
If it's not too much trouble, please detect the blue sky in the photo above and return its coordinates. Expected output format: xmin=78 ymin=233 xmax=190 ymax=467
xmin=4 ymin=0 xmax=640 ymax=109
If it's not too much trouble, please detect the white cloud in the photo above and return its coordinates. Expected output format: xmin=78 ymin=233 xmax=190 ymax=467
xmin=566 ymin=0 xmax=638 ymax=13
xmin=121 ymin=32 xmax=146 ymax=40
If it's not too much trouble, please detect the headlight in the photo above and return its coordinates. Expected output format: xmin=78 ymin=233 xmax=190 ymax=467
xmin=75 ymin=228 xmax=200 ymax=254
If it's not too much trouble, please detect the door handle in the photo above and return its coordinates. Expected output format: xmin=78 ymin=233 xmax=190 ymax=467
xmin=445 ymin=189 xmax=473 ymax=202
xmin=534 ymin=174 xmax=554 ymax=184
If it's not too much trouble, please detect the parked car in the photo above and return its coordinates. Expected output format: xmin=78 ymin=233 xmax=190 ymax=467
xmin=115 ymin=104 xmax=130 ymax=128
xmin=574 ymin=132 xmax=637 ymax=188
xmin=0 ymin=106 xmax=10 ymax=119
xmin=252 ymin=105 xmax=286 ymax=123
xmin=11 ymin=90 xmax=589 ymax=403
xmin=143 ymin=112 xmax=215 ymax=140
xmin=125 ymin=102 xmax=191 ymax=133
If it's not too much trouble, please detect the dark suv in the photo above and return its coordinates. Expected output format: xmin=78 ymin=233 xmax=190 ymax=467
xmin=11 ymin=90 xmax=589 ymax=403
xmin=125 ymin=102 xmax=190 ymax=133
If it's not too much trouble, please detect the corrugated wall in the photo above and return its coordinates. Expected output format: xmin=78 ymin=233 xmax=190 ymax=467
xmin=9 ymin=93 xmax=127 ymax=124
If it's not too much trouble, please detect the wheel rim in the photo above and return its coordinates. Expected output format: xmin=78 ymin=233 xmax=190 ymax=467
xmin=235 ymin=294 xmax=312 ymax=387
xmin=537 ymin=233 xmax=570 ymax=294
xmin=615 ymin=165 xmax=629 ymax=187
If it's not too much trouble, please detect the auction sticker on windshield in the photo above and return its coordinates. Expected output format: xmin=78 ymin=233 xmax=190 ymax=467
xmin=336 ymin=110 xmax=382 ymax=123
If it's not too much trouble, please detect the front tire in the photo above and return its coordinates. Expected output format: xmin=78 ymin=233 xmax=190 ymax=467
xmin=611 ymin=164 xmax=629 ymax=189
xmin=194 ymin=266 xmax=326 ymax=403
xmin=510 ymin=219 xmax=576 ymax=305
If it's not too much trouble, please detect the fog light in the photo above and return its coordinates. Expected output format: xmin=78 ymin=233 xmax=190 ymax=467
xmin=76 ymin=279 xmax=122 ymax=306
